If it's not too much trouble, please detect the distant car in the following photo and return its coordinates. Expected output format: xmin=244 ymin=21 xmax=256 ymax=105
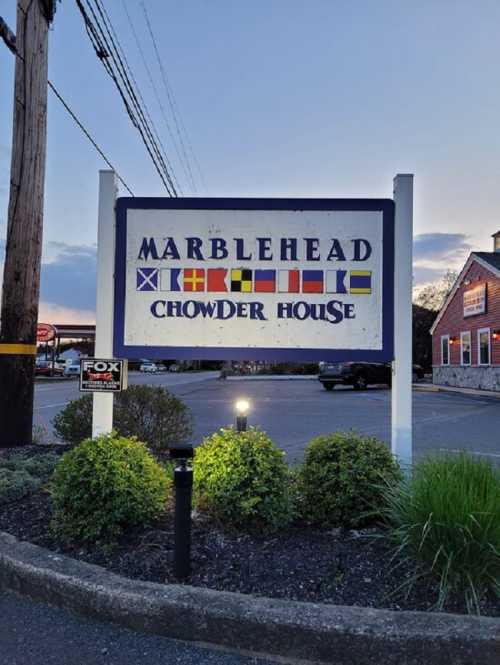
xmin=64 ymin=361 xmax=81 ymax=377
xmin=140 ymin=362 xmax=158 ymax=373
xmin=168 ymin=363 xmax=180 ymax=372
xmin=156 ymin=364 xmax=167 ymax=372
xmin=35 ymin=360 xmax=64 ymax=377
xmin=318 ymin=362 xmax=425 ymax=391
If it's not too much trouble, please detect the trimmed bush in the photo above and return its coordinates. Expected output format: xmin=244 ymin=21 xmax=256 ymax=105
xmin=0 ymin=452 xmax=59 ymax=505
xmin=379 ymin=453 xmax=500 ymax=614
xmin=53 ymin=385 xmax=192 ymax=454
xmin=193 ymin=427 xmax=294 ymax=531
xmin=298 ymin=431 xmax=401 ymax=528
xmin=51 ymin=433 xmax=170 ymax=543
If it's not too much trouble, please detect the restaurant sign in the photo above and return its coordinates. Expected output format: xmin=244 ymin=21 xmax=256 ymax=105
xmin=113 ymin=198 xmax=394 ymax=362
xmin=464 ymin=283 xmax=486 ymax=318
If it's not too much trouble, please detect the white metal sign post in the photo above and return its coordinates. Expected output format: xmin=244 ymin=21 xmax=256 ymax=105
xmin=92 ymin=170 xmax=117 ymax=438
xmin=391 ymin=174 xmax=414 ymax=468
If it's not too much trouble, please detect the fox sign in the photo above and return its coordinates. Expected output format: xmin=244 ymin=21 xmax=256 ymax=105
xmin=113 ymin=198 xmax=394 ymax=361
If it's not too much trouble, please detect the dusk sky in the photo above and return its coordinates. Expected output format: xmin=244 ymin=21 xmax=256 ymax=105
xmin=1 ymin=0 xmax=500 ymax=323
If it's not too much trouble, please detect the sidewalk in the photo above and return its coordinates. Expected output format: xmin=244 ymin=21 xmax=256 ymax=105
xmin=414 ymin=383 xmax=500 ymax=399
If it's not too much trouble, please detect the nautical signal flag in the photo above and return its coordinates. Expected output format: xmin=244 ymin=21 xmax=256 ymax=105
xmin=207 ymin=268 xmax=228 ymax=292
xmin=254 ymin=270 xmax=276 ymax=293
xmin=302 ymin=270 xmax=323 ymax=293
xmin=350 ymin=270 xmax=372 ymax=294
xmin=231 ymin=269 xmax=252 ymax=292
xmin=278 ymin=269 xmax=300 ymax=293
xmin=184 ymin=268 xmax=205 ymax=292
xmin=325 ymin=270 xmax=347 ymax=294
xmin=136 ymin=267 xmax=159 ymax=291
xmin=160 ymin=268 xmax=182 ymax=292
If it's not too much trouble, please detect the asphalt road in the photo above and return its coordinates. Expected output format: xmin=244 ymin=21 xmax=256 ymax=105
xmin=34 ymin=372 xmax=500 ymax=462
xmin=0 ymin=591 xmax=273 ymax=665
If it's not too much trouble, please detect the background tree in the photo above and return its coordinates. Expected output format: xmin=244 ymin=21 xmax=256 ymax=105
xmin=412 ymin=270 xmax=458 ymax=371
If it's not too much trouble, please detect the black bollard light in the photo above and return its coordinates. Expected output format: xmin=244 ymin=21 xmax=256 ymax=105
xmin=169 ymin=444 xmax=194 ymax=581
xmin=235 ymin=399 xmax=250 ymax=432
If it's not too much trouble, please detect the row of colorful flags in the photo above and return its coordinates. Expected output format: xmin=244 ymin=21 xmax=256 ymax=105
xmin=136 ymin=267 xmax=372 ymax=295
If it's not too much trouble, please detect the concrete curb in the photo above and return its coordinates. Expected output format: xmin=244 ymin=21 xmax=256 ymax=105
xmin=1 ymin=532 xmax=499 ymax=664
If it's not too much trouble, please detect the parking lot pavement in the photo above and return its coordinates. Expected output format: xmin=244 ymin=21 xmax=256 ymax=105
xmin=0 ymin=592 xmax=273 ymax=665
xmin=35 ymin=374 xmax=500 ymax=462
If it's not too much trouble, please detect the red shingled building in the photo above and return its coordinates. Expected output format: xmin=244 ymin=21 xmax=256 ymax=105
xmin=430 ymin=232 xmax=500 ymax=390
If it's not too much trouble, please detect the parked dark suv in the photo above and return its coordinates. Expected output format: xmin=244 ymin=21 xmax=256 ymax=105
xmin=318 ymin=361 xmax=424 ymax=391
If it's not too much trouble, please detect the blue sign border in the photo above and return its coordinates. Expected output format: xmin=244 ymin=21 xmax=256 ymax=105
xmin=114 ymin=198 xmax=394 ymax=362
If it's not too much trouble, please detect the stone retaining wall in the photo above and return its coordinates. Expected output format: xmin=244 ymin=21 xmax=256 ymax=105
xmin=433 ymin=366 xmax=500 ymax=391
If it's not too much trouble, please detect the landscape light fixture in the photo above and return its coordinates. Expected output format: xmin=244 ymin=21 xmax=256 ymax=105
xmin=235 ymin=399 xmax=250 ymax=432
xmin=168 ymin=444 xmax=194 ymax=581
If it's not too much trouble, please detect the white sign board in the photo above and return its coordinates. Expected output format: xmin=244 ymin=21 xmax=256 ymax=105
xmin=463 ymin=283 xmax=486 ymax=318
xmin=113 ymin=199 xmax=394 ymax=362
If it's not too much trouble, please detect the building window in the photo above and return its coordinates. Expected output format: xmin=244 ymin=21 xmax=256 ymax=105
xmin=460 ymin=331 xmax=471 ymax=365
xmin=478 ymin=328 xmax=491 ymax=365
xmin=441 ymin=335 xmax=450 ymax=366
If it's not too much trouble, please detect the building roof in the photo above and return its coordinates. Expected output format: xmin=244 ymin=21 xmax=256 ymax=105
xmin=473 ymin=252 xmax=500 ymax=271
xmin=429 ymin=252 xmax=500 ymax=335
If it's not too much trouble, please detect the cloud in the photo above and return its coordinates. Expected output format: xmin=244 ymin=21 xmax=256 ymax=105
xmin=413 ymin=233 xmax=472 ymax=263
xmin=413 ymin=265 xmax=447 ymax=285
xmin=412 ymin=232 xmax=473 ymax=287
xmin=0 ymin=241 xmax=97 ymax=320
xmin=40 ymin=243 xmax=96 ymax=311
xmin=38 ymin=302 xmax=95 ymax=325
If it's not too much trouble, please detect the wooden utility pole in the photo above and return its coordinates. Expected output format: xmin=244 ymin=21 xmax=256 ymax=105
xmin=0 ymin=1 xmax=56 ymax=447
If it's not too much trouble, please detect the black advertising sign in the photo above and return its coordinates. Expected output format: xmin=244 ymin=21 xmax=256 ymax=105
xmin=79 ymin=358 xmax=128 ymax=393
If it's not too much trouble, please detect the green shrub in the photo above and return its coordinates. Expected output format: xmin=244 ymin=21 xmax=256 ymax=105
xmin=298 ymin=431 xmax=401 ymax=528
xmin=379 ymin=453 xmax=500 ymax=614
xmin=0 ymin=452 xmax=59 ymax=505
xmin=193 ymin=427 xmax=294 ymax=531
xmin=53 ymin=385 xmax=192 ymax=454
xmin=51 ymin=433 xmax=170 ymax=543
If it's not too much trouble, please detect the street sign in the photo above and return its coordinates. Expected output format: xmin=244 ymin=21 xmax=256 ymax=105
xmin=79 ymin=358 xmax=128 ymax=393
xmin=37 ymin=323 xmax=56 ymax=343
xmin=113 ymin=198 xmax=394 ymax=362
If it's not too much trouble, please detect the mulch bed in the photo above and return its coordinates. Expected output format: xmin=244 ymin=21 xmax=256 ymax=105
xmin=1 ymin=447 xmax=499 ymax=617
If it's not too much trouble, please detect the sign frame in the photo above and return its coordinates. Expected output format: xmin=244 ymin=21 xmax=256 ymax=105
xmin=79 ymin=357 xmax=128 ymax=393
xmin=113 ymin=198 xmax=394 ymax=362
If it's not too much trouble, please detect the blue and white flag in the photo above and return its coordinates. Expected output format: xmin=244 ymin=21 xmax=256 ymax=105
xmin=136 ymin=267 xmax=159 ymax=291
xmin=160 ymin=268 xmax=183 ymax=292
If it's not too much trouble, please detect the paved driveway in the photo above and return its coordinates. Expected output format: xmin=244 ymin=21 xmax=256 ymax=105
xmin=34 ymin=374 xmax=500 ymax=463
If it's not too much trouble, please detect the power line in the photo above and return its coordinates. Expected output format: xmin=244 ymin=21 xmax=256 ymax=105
xmin=140 ymin=1 xmax=200 ymax=193
xmin=79 ymin=0 xmax=176 ymax=195
xmin=1 ymin=14 xmax=135 ymax=196
xmin=121 ymin=0 xmax=193 ymax=194
xmin=48 ymin=81 xmax=135 ymax=196
xmin=76 ymin=0 xmax=178 ymax=196
xmin=93 ymin=0 xmax=182 ymax=195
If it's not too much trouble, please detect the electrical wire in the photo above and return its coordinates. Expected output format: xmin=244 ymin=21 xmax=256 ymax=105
xmin=140 ymin=0 xmax=200 ymax=193
xmin=76 ymin=0 xmax=178 ymax=196
xmin=93 ymin=0 xmax=182 ymax=195
xmin=79 ymin=0 xmax=176 ymax=195
xmin=120 ymin=0 xmax=186 ymax=192
xmin=1 ymin=10 xmax=135 ymax=196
